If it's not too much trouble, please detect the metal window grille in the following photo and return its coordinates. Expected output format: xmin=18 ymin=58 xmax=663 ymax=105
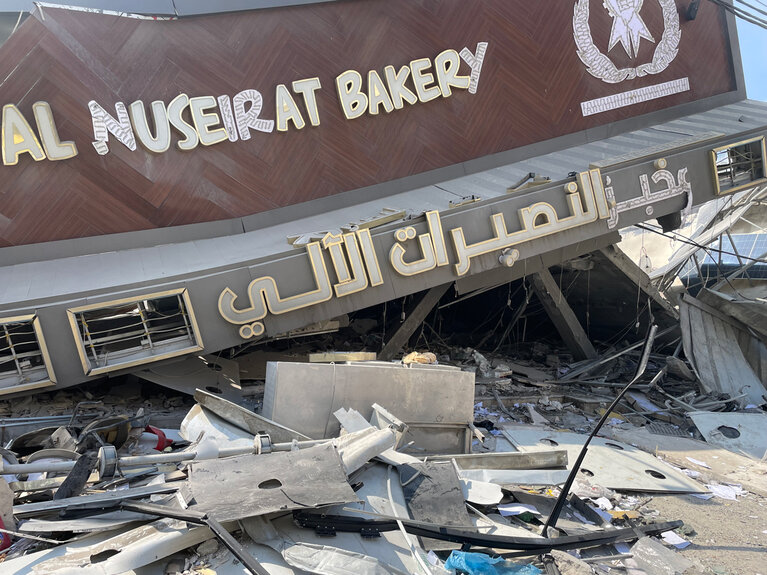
xmin=0 ymin=316 xmax=53 ymax=390
xmin=69 ymin=290 xmax=203 ymax=375
xmin=713 ymin=137 xmax=767 ymax=195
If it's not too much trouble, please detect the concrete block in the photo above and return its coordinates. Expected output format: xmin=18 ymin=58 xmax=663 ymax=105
xmin=263 ymin=361 xmax=475 ymax=442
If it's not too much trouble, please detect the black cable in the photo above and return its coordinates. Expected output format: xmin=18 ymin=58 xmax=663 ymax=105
xmin=634 ymin=223 xmax=767 ymax=264
xmin=635 ymin=223 xmax=766 ymax=301
xmin=708 ymin=0 xmax=767 ymax=29
xmin=734 ymin=0 xmax=767 ymax=18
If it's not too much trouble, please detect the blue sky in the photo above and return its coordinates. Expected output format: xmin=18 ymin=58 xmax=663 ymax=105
xmin=739 ymin=18 xmax=767 ymax=101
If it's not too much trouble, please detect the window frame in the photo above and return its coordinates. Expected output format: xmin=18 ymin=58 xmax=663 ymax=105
xmin=0 ymin=313 xmax=56 ymax=395
xmin=66 ymin=288 xmax=204 ymax=376
xmin=710 ymin=136 xmax=767 ymax=196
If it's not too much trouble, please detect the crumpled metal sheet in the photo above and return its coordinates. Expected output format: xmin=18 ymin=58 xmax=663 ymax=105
xmin=242 ymin=463 xmax=422 ymax=575
xmin=502 ymin=427 xmax=707 ymax=493
xmin=688 ymin=411 xmax=767 ymax=460
xmin=679 ymin=295 xmax=767 ymax=408
xmin=189 ymin=442 xmax=359 ymax=522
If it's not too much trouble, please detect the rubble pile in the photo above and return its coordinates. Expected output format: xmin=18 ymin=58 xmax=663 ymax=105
xmin=0 ymin=242 xmax=765 ymax=575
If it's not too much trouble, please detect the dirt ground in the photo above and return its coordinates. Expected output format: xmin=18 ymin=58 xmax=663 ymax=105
xmin=646 ymin=492 xmax=767 ymax=575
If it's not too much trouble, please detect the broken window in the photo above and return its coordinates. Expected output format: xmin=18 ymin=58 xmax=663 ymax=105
xmin=0 ymin=314 xmax=55 ymax=394
xmin=67 ymin=289 xmax=203 ymax=375
xmin=711 ymin=136 xmax=767 ymax=195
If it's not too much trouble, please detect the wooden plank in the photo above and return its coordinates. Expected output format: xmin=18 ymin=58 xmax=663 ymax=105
xmin=531 ymin=268 xmax=597 ymax=360
xmin=378 ymin=283 xmax=452 ymax=361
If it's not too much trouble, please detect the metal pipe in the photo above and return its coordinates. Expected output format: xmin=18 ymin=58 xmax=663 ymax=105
xmin=0 ymin=437 xmax=329 ymax=475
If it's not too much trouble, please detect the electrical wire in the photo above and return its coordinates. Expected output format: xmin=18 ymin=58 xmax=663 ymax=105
xmin=634 ymin=223 xmax=767 ymax=264
xmin=734 ymin=0 xmax=767 ymax=18
xmin=636 ymin=223 xmax=767 ymax=302
xmin=708 ymin=0 xmax=767 ymax=29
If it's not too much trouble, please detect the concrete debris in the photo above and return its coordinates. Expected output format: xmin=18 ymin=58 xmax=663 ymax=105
xmin=627 ymin=536 xmax=698 ymax=575
xmin=549 ymin=549 xmax=593 ymax=575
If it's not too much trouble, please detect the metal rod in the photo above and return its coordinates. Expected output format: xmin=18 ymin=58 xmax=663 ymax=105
xmin=559 ymin=325 xmax=674 ymax=381
xmin=0 ymin=438 xmax=329 ymax=475
xmin=541 ymin=324 xmax=658 ymax=537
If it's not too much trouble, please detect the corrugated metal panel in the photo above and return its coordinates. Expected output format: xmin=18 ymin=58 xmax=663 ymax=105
xmin=680 ymin=295 xmax=767 ymax=407
xmin=450 ymin=99 xmax=767 ymax=191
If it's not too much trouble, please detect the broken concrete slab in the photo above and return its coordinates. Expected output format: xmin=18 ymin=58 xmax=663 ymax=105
xmin=262 ymin=463 xmax=424 ymax=575
xmin=281 ymin=541 xmax=410 ymax=575
xmin=263 ymin=361 xmax=474 ymax=440
xmin=133 ymin=538 xmax=311 ymax=575
xmin=136 ymin=355 xmax=245 ymax=403
xmin=0 ymin=477 xmax=14 ymax=532
xmin=3 ymin=518 xmax=217 ymax=575
xmin=549 ymin=549 xmax=593 ymax=575
xmin=697 ymin=286 xmax=767 ymax=342
xmin=688 ymin=411 xmax=767 ymax=460
xmin=502 ymin=362 xmax=550 ymax=382
xmin=180 ymin=403 xmax=255 ymax=450
xmin=400 ymin=461 xmax=474 ymax=550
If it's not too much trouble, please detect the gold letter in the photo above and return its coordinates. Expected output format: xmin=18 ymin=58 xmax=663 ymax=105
xmin=292 ymin=78 xmax=322 ymax=127
xmin=189 ymin=96 xmax=228 ymax=146
xmin=434 ymin=50 xmax=470 ymax=97
xmin=275 ymin=84 xmax=306 ymax=131
xmin=367 ymin=70 xmax=394 ymax=115
xmin=335 ymin=70 xmax=368 ymax=120
xmin=129 ymin=100 xmax=172 ymax=153
xmin=384 ymin=65 xmax=417 ymax=109
xmin=32 ymin=102 xmax=77 ymax=161
xmin=168 ymin=93 xmax=199 ymax=151
xmin=3 ymin=104 xmax=46 ymax=165
xmin=409 ymin=58 xmax=441 ymax=103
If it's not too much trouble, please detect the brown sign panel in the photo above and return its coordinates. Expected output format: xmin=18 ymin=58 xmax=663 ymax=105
xmin=0 ymin=0 xmax=737 ymax=246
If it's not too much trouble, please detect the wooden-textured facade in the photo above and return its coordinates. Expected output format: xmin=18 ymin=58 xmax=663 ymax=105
xmin=0 ymin=0 xmax=738 ymax=247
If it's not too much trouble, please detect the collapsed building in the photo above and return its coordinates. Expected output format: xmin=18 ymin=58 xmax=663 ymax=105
xmin=0 ymin=1 xmax=765 ymax=574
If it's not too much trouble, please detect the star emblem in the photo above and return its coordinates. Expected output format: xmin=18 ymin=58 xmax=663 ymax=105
xmin=603 ymin=0 xmax=656 ymax=58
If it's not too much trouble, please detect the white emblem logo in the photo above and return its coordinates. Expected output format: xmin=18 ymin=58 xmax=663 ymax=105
xmin=573 ymin=0 xmax=681 ymax=84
